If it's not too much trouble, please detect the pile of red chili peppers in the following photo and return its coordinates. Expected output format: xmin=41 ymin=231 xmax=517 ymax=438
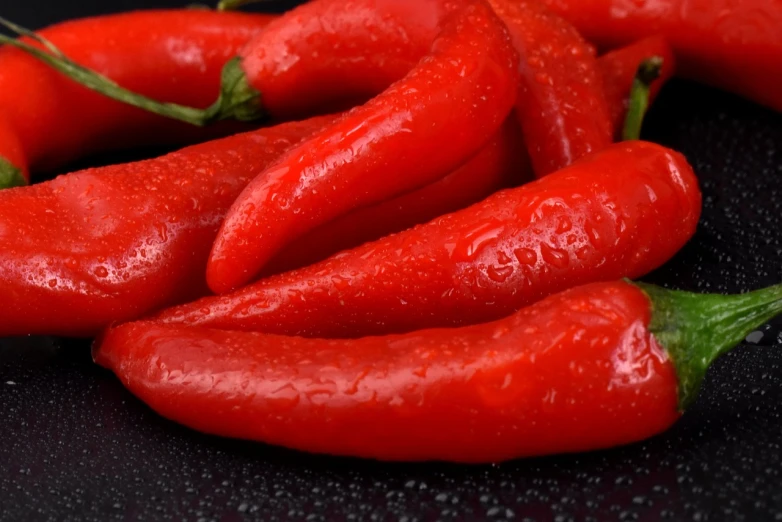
xmin=0 ymin=0 xmax=780 ymax=463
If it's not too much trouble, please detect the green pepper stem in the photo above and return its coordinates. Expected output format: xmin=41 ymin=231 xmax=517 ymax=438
xmin=0 ymin=17 xmax=265 ymax=127
xmin=637 ymin=282 xmax=782 ymax=410
xmin=622 ymin=56 xmax=664 ymax=141
xmin=0 ymin=157 xmax=26 ymax=189
xmin=217 ymin=0 xmax=268 ymax=10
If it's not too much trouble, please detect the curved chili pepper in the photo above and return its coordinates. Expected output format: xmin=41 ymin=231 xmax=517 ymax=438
xmin=539 ymin=0 xmax=782 ymax=112
xmin=96 ymin=280 xmax=782 ymax=462
xmin=263 ymin=117 xmax=528 ymax=276
xmin=208 ymin=0 xmax=633 ymax=288
xmin=0 ymin=116 xmax=336 ymax=338
xmin=486 ymin=0 xmax=612 ymax=176
xmin=0 ymin=10 xmax=273 ymax=185
xmin=156 ymin=141 xmax=702 ymax=338
xmin=206 ymin=0 xmax=519 ymax=293
xmin=265 ymin=47 xmax=674 ymax=275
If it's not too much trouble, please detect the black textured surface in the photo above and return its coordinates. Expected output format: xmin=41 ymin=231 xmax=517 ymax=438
xmin=3 ymin=2 xmax=782 ymax=521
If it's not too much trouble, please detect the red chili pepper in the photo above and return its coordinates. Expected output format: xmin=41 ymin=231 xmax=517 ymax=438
xmin=95 ymin=280 xmax=782 ymax=462
xmin=0 ymin=116 xmax=335 ymax=338
xmin=599 ymin=36 xmax=675 ymax=139
xmin=206 ymin=0 xmax=519 ymax=293
xmin=539 ymin=0 xmax=782 ymax=112
xmin=263 ymin=117 xmax=529 ymax=276
xmin=265 ymin=44 xmax=675 ymax=275
xmin=233 ymin=0 xmax=447 ymax=120
xmin=487 ymin=0 xmax=612 ymax=176
xmin=0 ymin=10 xmax=273 ymax=186
xmin=156 ymin=141 xmax=702 ymax=338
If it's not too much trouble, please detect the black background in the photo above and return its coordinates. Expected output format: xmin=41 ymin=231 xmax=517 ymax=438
xmin=2 ymin=1 xmax=782 ymax=521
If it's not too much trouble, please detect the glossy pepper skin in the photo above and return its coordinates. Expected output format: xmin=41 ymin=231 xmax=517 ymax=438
xmin=0 ymin=117 xmax=335 ymax=338
xmin=264 ymin=117 xmax=529 ymax=276
xmin=207 ymin=0 xmax=520 ymax=293
xmin=235 ymin=0 xmax=448 ymax=120
xmin=265 ymin=41 xmax=676 ymax=275
xmin=487 ymin=0 xmax=612 ymax=176
xmin=97 ymin=280 xmax=782 ymax=462
xmin=157 ymin=141 xmax=702 ymax=338
xmin=0 ymin=10 xmax=273 ymax=183
xmin=540 ymin=0 xmax=782 ymax=112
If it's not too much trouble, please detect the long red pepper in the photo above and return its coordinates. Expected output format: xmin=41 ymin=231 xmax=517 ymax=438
xmin=96 ymin=280 xmax=782 ymax=463
xmin=487 ymin=0 xmax=612 ymax=176
xmin=206 ymin=0 xmax=519 ymax=293
xmin=0 ymin=116 xmax=335 ymax=338
xmin=265 ymin=44 xmax=675 ymax=275
xmin=156 ymin=141 xmax=702 ymax=338
xmin=539 ymin=0 xmax=782 ymax=112
xmin=0 ymin=10 xmax=274 ymax=186
xmin=264 ymin=117 xmax=528 ymax=276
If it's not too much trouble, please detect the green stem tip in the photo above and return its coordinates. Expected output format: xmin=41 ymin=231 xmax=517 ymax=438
xmin=622 ymin=56 xmax=664 ymax=141
xmin=637 ymin=282 xmax=782 ymax=410
xmin=217 ymin=0 xmax=268 ymax=10
xmin=0 ymin=157 xmax=26 ymax=189
xmin=0 ymin=17 xmax=265 ymax=127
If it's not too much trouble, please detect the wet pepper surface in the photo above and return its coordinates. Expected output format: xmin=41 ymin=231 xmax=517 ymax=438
xmin=1 ymin=0 xmax=776 ymax=519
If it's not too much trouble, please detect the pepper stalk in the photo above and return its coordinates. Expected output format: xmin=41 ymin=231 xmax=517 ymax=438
xmin=217 ymin=0 xmax=268 ymax=10
xmin=0 ymin=17 xmax=265 ymax=127
xmin=0 ymin=157 xmax=25 ymax=189
xmin=637 ymin=281 xmax=782 ymax=409
xmin=623 ymin=56 xmax=664 ymax=141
